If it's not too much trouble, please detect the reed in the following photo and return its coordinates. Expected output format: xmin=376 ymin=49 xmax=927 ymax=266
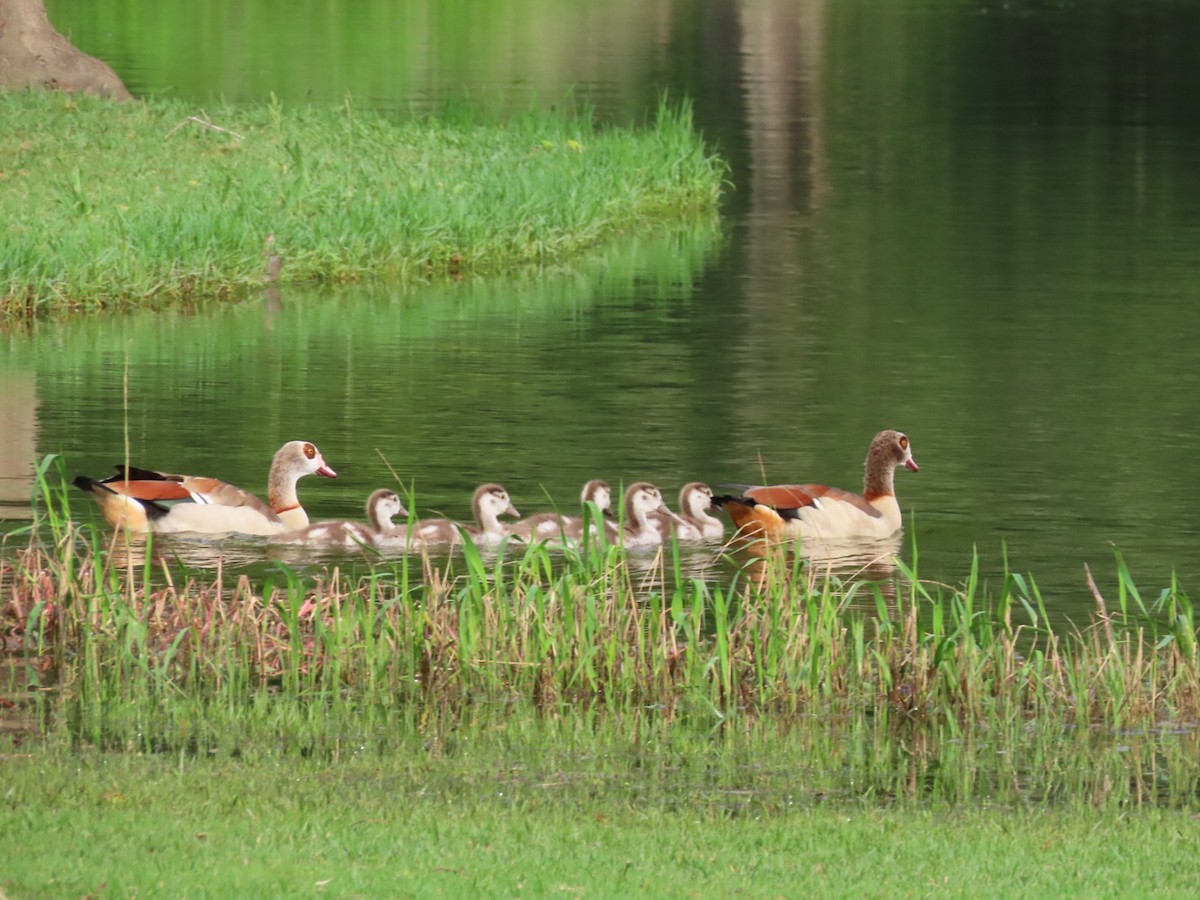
xmin=0 ymin=92 xmax=725 ymax=318
xmin=4 ymin=469 xmax=1199 ymax=765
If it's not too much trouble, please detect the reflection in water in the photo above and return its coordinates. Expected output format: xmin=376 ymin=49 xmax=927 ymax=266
xmin=48 ymin=0 xmax=696 ymax=115
xmin=0 ymin=371 xmax=37 ymax=521
xmin=279 ymin=526 xmax=902 ymax=606
xmin=622 ymin=542 xmax=727 ymax=589
xmin=262 ymin=285 xmax=283 ymax=321
xmin=729 ymin=530 xmax=903 ymax=591
xmin=740 ymin=0 xmax=829 ymax=217
xmin=89 ymin=531 xmax=279 ymax=574
xmin=269 ymin=531 xmax=727 ymax=582
xmin=92 ymin=520 xmax=736 ymax=607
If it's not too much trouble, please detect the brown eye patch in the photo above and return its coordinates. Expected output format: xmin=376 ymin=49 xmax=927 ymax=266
xmin=304 ymin=443 xmax=316 ymax=459
xmin=899 ymin=435 xmax=909 ymax=450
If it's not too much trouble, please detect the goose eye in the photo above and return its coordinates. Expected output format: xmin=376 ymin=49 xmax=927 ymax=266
xmin=303 ymin=443 xmax=317 ymax=459
xmin=898 ymin=435 xmax=909 ymax=450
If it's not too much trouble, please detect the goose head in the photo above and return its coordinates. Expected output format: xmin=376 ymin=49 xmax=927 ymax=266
xmin=265 ymin=440 xmax=337 ymax=528
xmin=580 ymin=479 xmax=613 ymax=517
xmin=863 ymin=430 xmax=918 ymax=500
xmin=623 ymin=482 xmax=667 ymax=529
xmin=366 ymin=489 xmax=408 ymax=531
xmin=275 ymin=440 xmax=338 ymax=480
xmin=679 ymin=482 xmax=715 ymax=519
xmin=473 ymin=483 xmax=520 ymax=530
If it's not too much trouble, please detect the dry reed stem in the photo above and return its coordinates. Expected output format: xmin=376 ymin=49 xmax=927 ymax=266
xmin=2 ymin=535 xmax=1199 ymax=730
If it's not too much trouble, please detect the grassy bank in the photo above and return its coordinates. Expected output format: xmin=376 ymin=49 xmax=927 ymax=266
xmin=4 ymin=473 xmax=1199 ymax=762
xmin=5 ymin=749 xmax=1200 ymax=898
xmin=0 ymin=92 xmax=724 ymax=318
xmin=6 ymin=484 xmax=1200 ymax=892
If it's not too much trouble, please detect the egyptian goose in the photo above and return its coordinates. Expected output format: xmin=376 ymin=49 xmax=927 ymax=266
xmin=712 ymin=430 xmax=918 ymax=542
xmin=510 ymin=479 xmax=615 ymax=544
xmin=616 ymin=482 xmax=670 ymax=549
xmin=268 ymin=489 xmax=408 ymax=549
xmin=650 ymin=482 xmax=725 ymax=543
xmin=379 ymin=483 xmax=519 ymax=551
xmin=72 ymin=440 xmax=337 ymax=536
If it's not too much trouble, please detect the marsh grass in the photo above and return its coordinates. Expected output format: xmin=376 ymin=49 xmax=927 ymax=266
xmin=4 ymin=469 xmax=1199 ymax=792
xmin=0 ymin=92 xmax=725 ymax=317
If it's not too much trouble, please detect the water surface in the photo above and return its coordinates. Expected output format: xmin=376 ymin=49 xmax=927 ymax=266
xmin=8 ymin=0 xmax=1200 ymax=624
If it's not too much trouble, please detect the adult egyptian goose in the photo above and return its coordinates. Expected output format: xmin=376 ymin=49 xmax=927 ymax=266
xmin=379 ymin=483 xmax=519 ymax=551
xmin=72 ymin=440 xmax=337 ymax=536
xmin=268 ymin=488 xmax=408 ymax=549
xmin=510 ymin=479 xmax=615 ymax=544
xmin=650 ymin=482 xmax=725 ymax=543
xmin=712 ymin=430 xmax=918 ymax=542
xmin=617 ymin=482 xmax=670 ymax=549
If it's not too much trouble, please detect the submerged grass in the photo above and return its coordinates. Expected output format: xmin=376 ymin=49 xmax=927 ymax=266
xmin=0 ymin=91 xmax=725 ymax=318
xmin=4 ymin=469 xmax=1200 ymax=812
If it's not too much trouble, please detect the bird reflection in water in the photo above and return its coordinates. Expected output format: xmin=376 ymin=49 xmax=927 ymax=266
xmin=727 ymin=528 xmax=904 ymax=605
xmin=96 ymin=530 xmax=273 ymax=573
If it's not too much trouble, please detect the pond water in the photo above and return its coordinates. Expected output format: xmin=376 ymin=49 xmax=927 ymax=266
xmin=6 ymin=0 xmax=1200 ymax=625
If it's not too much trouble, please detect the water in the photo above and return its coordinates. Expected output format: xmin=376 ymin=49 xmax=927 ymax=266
xmin=7 ymin=0 xmax=1200 ymax=624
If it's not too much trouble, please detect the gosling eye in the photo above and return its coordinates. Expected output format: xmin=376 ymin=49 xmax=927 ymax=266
xmin=303 ymin=442 xmax=317 ymax=459
xmin=898 ymin=435 xmax=909 ymax=451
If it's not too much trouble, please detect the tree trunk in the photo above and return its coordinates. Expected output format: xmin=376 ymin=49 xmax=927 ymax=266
xmin=0 ymin=0 xmax=131 ymax=100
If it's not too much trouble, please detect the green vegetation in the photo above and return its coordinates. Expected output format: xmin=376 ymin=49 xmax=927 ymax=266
xmin=0 ymin=92 xmax=724 ymax=318
xmin=5 ymin=471 xmax=1200 ymax=894
xmin=6 ymin=749 xmax=1200 ymax=898
xmin=6 ymin=468 xmax=1199 ymax=763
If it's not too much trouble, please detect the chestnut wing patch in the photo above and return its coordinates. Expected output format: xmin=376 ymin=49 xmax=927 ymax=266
xmin=109 ymin=467 xmax=272 ymax=514
xmin=113 ymin=479 xmax=198 ymax=502
xmin=744 ymin=485 xmax=821 ymax=516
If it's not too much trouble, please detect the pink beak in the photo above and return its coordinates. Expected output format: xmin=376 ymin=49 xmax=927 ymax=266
xmin=905 ymin=458 xmax=919 ymax=472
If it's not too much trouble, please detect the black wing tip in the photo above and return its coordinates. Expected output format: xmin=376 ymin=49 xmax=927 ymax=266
xmin=74 ymin=474 xmax=169 ymax=519
xmin=113 ymin=465 xmax=167 ymax=481
xmin=710 ymin=494 xmax=753 ymax=510
xmin=73 ymin=475 xmax=106 ymax=494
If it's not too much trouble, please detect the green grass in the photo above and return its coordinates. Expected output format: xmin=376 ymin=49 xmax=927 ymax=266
xmin=0 ymin=92 xmax=725 ymax=317
xmin=5 ymin=466 xmax=1200 ymax=760
xmin=5 ymin=746 xmax=1200 ymax=898
xmin=6 ymin=472 xmax=1200 ymax=893
xmin=6 ymin=467 xmax=1200 ymax=808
